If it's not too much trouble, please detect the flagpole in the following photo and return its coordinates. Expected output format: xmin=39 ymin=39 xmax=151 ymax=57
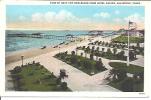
xmin=127 ymin=21 xmax=130 ymax=66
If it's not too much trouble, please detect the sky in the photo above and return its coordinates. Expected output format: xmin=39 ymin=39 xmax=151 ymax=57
xmin=6 ymin=5 xmax=145 ymax=30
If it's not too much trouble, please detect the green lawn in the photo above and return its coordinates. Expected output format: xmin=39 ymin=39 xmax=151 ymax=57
xmin=112 ymin=35 xmax=144 ymax=43
xmin=109 ymin=62 xmax=144 ymax=74
xmin=99 ymin=52 xmax=128 ymax=61
xmin=10 ymin=63 xmax=70 ymax=91
xmin=109 ymin=78 xmax=144 ymax=92
xmin=108 ymin=62 xmax=144 ymax=92
xmin=54 ymin=53 xmax=107 ymax=76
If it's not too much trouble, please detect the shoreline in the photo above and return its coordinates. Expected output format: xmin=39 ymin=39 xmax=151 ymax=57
xmin=6 ymin=35 xmax=119 ymax=64
xmin=5 ymin=35 xmax=88 ymax=64
xmin=5 ymin=41 xmax=77 ymax=64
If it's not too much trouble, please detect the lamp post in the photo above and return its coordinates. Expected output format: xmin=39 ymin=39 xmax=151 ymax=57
xmin=59 ymin=46 xmax=60 ymax=54
xmin=21 ymin=55 xmax=24 ymax=67
xmin=75 ymin=37 xmax=78 ymax=55
xmin=127 ymin=22 xmax=130 ymax=66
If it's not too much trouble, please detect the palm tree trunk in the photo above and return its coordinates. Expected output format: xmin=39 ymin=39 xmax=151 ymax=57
xmin=96 ymin=56 xmax=98 ymax=61
xmin=85 ymin=52 xmax=87 ymax=58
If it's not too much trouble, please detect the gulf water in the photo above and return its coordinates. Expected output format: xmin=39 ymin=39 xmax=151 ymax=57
xmin=6 ymin=30 xmax=113 ymax=53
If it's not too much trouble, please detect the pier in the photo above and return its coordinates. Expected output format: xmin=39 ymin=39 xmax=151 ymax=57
xmin=7 ymin=33 xmax=77 ymax=40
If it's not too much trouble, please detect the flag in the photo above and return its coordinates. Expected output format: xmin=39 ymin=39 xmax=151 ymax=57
xmin=129 ymin=21 xmax=137 ymax=28
xmin=129 ymin=21 xmax=134 ymax=25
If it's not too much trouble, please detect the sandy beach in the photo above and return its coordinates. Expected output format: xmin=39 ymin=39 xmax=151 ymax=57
xmin=6 ymin=35 xmax=119 ymax=64
xmin=6 ymin=42 xmax=75 ymax=64
xmin=6 ymin=35 xmax=86 ymax=64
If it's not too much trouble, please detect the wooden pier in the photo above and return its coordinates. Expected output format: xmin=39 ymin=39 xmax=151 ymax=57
xmin=7 ymin=33 xmax=77 ymax=40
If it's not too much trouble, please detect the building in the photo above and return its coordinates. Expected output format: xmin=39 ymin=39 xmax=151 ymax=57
xmin=126 ymin=29 xmax=144 ymax=37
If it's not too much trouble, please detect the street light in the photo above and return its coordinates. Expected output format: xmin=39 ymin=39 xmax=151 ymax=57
xmin=75 ymin=36 xmax=78 ymax=55
xmin=21 ymin=55 xmax=24 ymax=67
xmin=127 ymin=22 xmax=130 ymax=66
xmin=59 ymin=46 xmax=60 ymax=54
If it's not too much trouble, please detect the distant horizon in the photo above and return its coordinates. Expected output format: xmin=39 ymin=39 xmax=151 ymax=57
xmin=6 ymin=28 xmax=117 ymax=31
xmin=6 ymin=28 xmax=145 ymax=31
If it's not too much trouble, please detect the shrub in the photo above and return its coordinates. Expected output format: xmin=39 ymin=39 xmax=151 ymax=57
xmin=70 ymin=56 xmax=78 ymax=64
xmin=60 ymin=82 xmax=68 ymax=90
xmin=95 ymin=58 xmax=103 ymax=70
xmin=90 ymin=53 xmax=94 ymax=60
xmin=120 ymin=78 xmax=134 ymax=92
xmin=12 ymin=66 xmax=22 ymax=74
xmin=113 ymin=48 xmax=117 ymax=55
xmin=71 ymin=51 xmax=75 ymax=56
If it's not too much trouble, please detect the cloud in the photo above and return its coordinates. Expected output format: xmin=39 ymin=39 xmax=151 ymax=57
xmin=19 ymin=16 xmax=26 ymax=21
xmin=13 ymin=10 xmax=144 ymax=30
xmin=55 ymin=10 xmax=78 ymax=22
xmin=124 ymin=13 xmax=144 ymax=23
xmin=31 ymin=10 xmax=80 ymax=23
xmin=94 ymin=12 xmax=110 ymax=18
xmin=44 ymin=12 xmax=56 ymax=22
xmin=32 ymin=13 xmax=44 ymax=22
xmin=113 ymin=18 xmax=122 ymax=23
xmin=115 ymin=10 xmax=120 ymax=15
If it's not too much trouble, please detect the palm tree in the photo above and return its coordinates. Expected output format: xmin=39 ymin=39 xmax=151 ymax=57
xmin=102 ymin=41 xmax=105 ymax=46
xmin=76 ymin=48 xmax=78 ymax=55
xmin=108 ymin=69 xmax=118 ymax=81
xmin=82 ymin=46 xmax=85 ymax=50
xmin=60 ymin=82 xmax=68 ymax=90
xmin=105 ymin=42 xmax=108 ymax=46
xmin=94 ymin=51 xmax=99 ymax=61
xmin=84 ymin=49 xmax=88 ymax=58
xmin=113 ymin=48 xmax=117 ymax=55
xmin=106 ymin=48 xmax=112 ymax=57
xmin=84 ymin=46 xmax=90 ymax=58
xmin=59 ymin=69 xmax=67 ymax=80
xmin=98 ymin=41 xmax=102 ymax=45
xmin=117 ymin=50 xmax=125 ymax=60
xmin=129 ymin=51 xmax=135 ymax=61
xmin=65 ymin=51 xmax=68 ymax=55
xmin=117 ymin=69 xmax=127 ymax=81
xmin=81 ymin=52 xmax=83 ymax=57
xmin=71 ymin=51 xmax=75 ymax=56
xmin=94 ymin=41 xmax=98 ymax=45
xmin=13 ymin=66 xmax=22 ymax=74
xmin=90 ymin=53 xmax=94 ymax=60
xmin=92 ymin=46 xmax=95 ymax=50
xmin=95 ymin=58 xmax=103 ymax=70
xmin=109 ymin=68 xmax=127 ymax=81
xmin=137 ymin=43 xmax=140 ymax=47
xmin=102 ymin=48 xmax=105 ymax=52
xmin=96 ymin=47 xmax=99 ymax=51
xmin=86 ymin=46 xmax=90 ymax=52
xmin=107 ymin=48 xmax=112 ymax=53
xmin=108 ymin=43 xmax=111 ymax=47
